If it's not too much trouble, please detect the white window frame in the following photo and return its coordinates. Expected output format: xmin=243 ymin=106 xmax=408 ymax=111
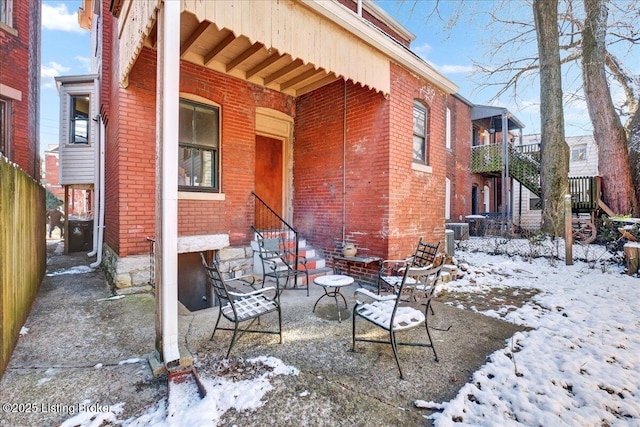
xmin=178 ymin=97 xmax=221 ymax=193
xmin=445 ymin=177 xmax=451 ymax=220
xmin=445 ymin=107 xmax=451 ymax=150
xmin=0 ymin=0 xmax=13 ymax=29
xmin=571 ymin=144 xmax=587 ymax=162
xmin=412 ymin=100 xmax=429 ymax=165
xmin=0 ymin=97 xmax=9 ymax=158
xmin=69 ymin=94 xmax=91 ymax=145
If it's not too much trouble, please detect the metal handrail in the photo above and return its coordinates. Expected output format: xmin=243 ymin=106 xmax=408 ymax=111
xmin=251 ymin=192 xmax=299 ymax=264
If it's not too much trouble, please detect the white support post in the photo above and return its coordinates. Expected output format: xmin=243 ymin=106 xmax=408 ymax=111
xmin=157 ymin=0 xmax=181 ymax=368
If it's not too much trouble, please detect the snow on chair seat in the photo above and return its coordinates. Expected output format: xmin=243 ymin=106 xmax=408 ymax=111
xmin=201 ymin=253 xmax=282 ymax=358
xmin=352 ymin=264 xmax=439 ymax=379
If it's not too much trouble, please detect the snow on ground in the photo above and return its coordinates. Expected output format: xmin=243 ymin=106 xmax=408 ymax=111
xmin=61 ymin=237 xmax=639 ymax=426
xmin=46 ymin=265 xmax=95 ymax=276
xmin=429 ymin=238 xmax=640 ymax=426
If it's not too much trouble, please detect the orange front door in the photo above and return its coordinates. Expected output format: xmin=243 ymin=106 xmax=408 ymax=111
xmin=255 ymin=135 xmax=283 ymax=229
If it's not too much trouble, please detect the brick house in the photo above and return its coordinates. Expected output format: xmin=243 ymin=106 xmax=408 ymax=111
xmin=0 ymin=0 xmax=41 ymax=180
xmin=63 ymin=0 xmax=477 ymax=365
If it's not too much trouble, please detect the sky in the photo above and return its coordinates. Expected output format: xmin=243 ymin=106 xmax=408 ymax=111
xmin=40 ymin=1 xmax=90 ymax=154
xmin=53 ymin=237 xmax=640 ymax=426
xmin=39 ymin=0 xmax=638 ymax=152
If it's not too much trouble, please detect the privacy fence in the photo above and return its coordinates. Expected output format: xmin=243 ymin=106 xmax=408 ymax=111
xmin=0 ymin=156 xmax=46 ymax=377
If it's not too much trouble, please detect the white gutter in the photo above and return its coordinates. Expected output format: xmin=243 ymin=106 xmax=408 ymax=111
xmin=89 ymin=75 xmax=100 ymax=258
xmin=90 ymin=117 xmax=105 ymax=268
xmin=160 ymin=0 xmax=181 ymax=368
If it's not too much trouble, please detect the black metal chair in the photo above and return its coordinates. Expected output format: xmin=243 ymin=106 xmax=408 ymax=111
xmin=412 ymin=239 xmax=440 ymax=268
xmin=352 ymin=262 xmax=441 ymax=379
xmin=377 ymin=238 xmax=440 ymax=295
xmin=256 ymin=236 xmax=309 ymax=296
xmin=200 ymin=253 xmax=282 ymax=358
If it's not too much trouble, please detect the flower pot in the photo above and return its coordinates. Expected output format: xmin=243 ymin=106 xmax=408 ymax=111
xmin=342 ymin=243 xmax=357 ymax=257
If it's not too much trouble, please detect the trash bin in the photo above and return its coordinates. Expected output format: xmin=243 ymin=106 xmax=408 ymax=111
xmin=68 ymin=219 xmax=94 ymax=252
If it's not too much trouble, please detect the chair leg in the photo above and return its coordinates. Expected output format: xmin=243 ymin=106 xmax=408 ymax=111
xmin=278 ymin=307 xmax=283 ymax=344
xmin=210 ymin=310 xmax=223 ymax=340
xmin=425 ymin=301 xmax=439 ymax=362
xmin=226 ymin=322 xmax=240 ymax=359
xmin=390 ymin=330 xmax=404 ymax=379
xmin=351 ymin=306 xmax=358 ymax=351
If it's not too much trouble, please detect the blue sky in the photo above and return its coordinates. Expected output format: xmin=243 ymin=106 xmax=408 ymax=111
xmin=40 ymin=1 xmax=89 ymax=153
xmin=40 ymin=0 xmax=599 ymax=153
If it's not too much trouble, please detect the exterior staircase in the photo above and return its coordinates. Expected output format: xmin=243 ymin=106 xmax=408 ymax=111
xmin=250 ymin=236 xmax=332 ymax=288
xmin=471 ymin=143 xmax=599 ymax=213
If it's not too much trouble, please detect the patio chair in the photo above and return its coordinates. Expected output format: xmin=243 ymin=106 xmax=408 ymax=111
xmin=376 ymin=238 xmax=440 ymax=295
xmin=352 ymin=264 xmax=440 ymax=379
xmin=200 ymin=253 xmax=282 ymax=358
xmin=256 ymin=236 xmax=309 ymax=296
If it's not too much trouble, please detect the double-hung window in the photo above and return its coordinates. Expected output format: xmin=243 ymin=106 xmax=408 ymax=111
xmin=413 ymin=101 xmax=429 ymax=164
xmin=178 ymin=99 xmax=219 ymax=191
xmin=0 ymin=0 xmax=12 ymax=28
xmin=0 ymin=98 xmax=8 ymax=157
xmin=69 ymin=95 xmax=90 ymax=144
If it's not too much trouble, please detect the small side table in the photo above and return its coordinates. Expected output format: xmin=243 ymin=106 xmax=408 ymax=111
xmin=312 ymin=274 xmax=354 ymax=323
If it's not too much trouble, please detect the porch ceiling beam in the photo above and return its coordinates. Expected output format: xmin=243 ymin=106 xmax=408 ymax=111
xmin=246 ymin=53 xmax=282 ymax=79
xmin=180 ymin=21 xmax=210 ymax=58
xmin=296 ymin=74 xmax=340 ymax=96
xmin=226 ymin=42 xmax=264 ymax=72
xmin=263 ymin=59 xmax=304 ymax=85
xmin=203 ymin=31 xmax=235 ymax=67
xmin=280 ymin=68 xmax=324 ymax=91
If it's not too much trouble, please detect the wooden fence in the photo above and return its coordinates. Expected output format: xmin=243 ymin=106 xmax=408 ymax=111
xmin=0 ymin=157 xmax=47 ymax=378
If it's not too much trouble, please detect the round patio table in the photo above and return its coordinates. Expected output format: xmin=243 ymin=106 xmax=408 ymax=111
xmin=312 ymin=274 xmax=354 ymax=323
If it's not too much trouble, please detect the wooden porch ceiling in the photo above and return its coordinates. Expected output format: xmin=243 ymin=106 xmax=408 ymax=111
xmin=144 ymin=12 xmax=341 ymax=97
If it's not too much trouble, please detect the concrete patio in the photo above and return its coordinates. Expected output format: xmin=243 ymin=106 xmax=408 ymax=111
xmin=0 ymin=241 xmax=525 ymax=426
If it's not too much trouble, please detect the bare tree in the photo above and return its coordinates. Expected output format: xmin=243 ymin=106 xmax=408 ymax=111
xmin=533 ymin=0 xmax=570 ymax=234
xmin=410 ymin=0 xmax=640 ymax=215
xmin=582 ymin=0 xmax=638 ymax=215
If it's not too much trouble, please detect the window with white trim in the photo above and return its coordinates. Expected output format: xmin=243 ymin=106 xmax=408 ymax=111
xmin=0 ymin=0 xmax=13 ymax=27
xmin=178 ymin=99 xmax=219 ymax=191
xmin=0 ymin=98 xmax=8 ymax=157
xmin=445 ymin=107 xmax=451 ymax=150
xmin=445 ymin=177 xmax=451 ymax=220
xmin=571 ymin=144 xmax=587 ymax=162
xmin=413 ymin=101 xmax=429 ymax=164
xmin=69 ymin=95 xmax=90 ymax=144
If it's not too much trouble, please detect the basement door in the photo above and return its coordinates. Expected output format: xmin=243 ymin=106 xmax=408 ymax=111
xmin=255 ymin=135 xmax=284 ymax=229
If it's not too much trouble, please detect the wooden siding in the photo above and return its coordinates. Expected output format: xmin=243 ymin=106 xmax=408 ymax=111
xmin=117 ymin=0 xmax=390 ymax=94
xmin=58 ymin=82 xmax=97 ymax=185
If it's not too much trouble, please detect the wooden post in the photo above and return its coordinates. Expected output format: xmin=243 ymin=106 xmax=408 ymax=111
xmin=624 ymin=243 xmax=640 ymax=275
xmin=565 ymin=194 xmax=573 ymax=265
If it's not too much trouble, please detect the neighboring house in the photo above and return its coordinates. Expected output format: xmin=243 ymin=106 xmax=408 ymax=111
xmin=468 ymin=105 xmax=525 ymax=218
xmin=43 ymin=145 xmax=63 ymax=201
xmin=0 ymin=0 xmax=41 ymax=179
xmin=512 ymin=134 xmax=599 ymax=230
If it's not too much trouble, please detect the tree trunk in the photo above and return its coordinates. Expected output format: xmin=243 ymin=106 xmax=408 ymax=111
xmin=581 ymin=0 xmax=639 ymax=216
xmin=533 ymin=0 xmax=569 ymax=236
xmin=628 ymin=107 xmax=640 ymax=211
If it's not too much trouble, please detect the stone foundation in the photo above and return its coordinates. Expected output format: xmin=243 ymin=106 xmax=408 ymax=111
xmin=101 ymin=238 xmax=254 ymax=294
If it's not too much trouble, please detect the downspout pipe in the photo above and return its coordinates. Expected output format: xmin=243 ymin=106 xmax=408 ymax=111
xmin=160 ymin=0 xmax=181 ymax=368
xmin=89 ymin=77 xmax=100 ymax=257
xmin=90 ymin=117 xmax=105 ymax=268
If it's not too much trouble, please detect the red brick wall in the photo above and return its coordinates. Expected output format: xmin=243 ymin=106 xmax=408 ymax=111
xmin=447 ymin=96 xmax=472 ymax=222
xmin=43 ymin=150 xmax=63 ymax=201
xmin=385 ymin=63 xmax=447 ymax=258
xmin=294 ymin=80 xmax=389 ymax=260
xmin=294 ymin=65 xmax=450 ymax=262
xmin=105 ymin=44 xmax=294 ymax=256
xmin=0 ymin=0 xmax=41 ymax=179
